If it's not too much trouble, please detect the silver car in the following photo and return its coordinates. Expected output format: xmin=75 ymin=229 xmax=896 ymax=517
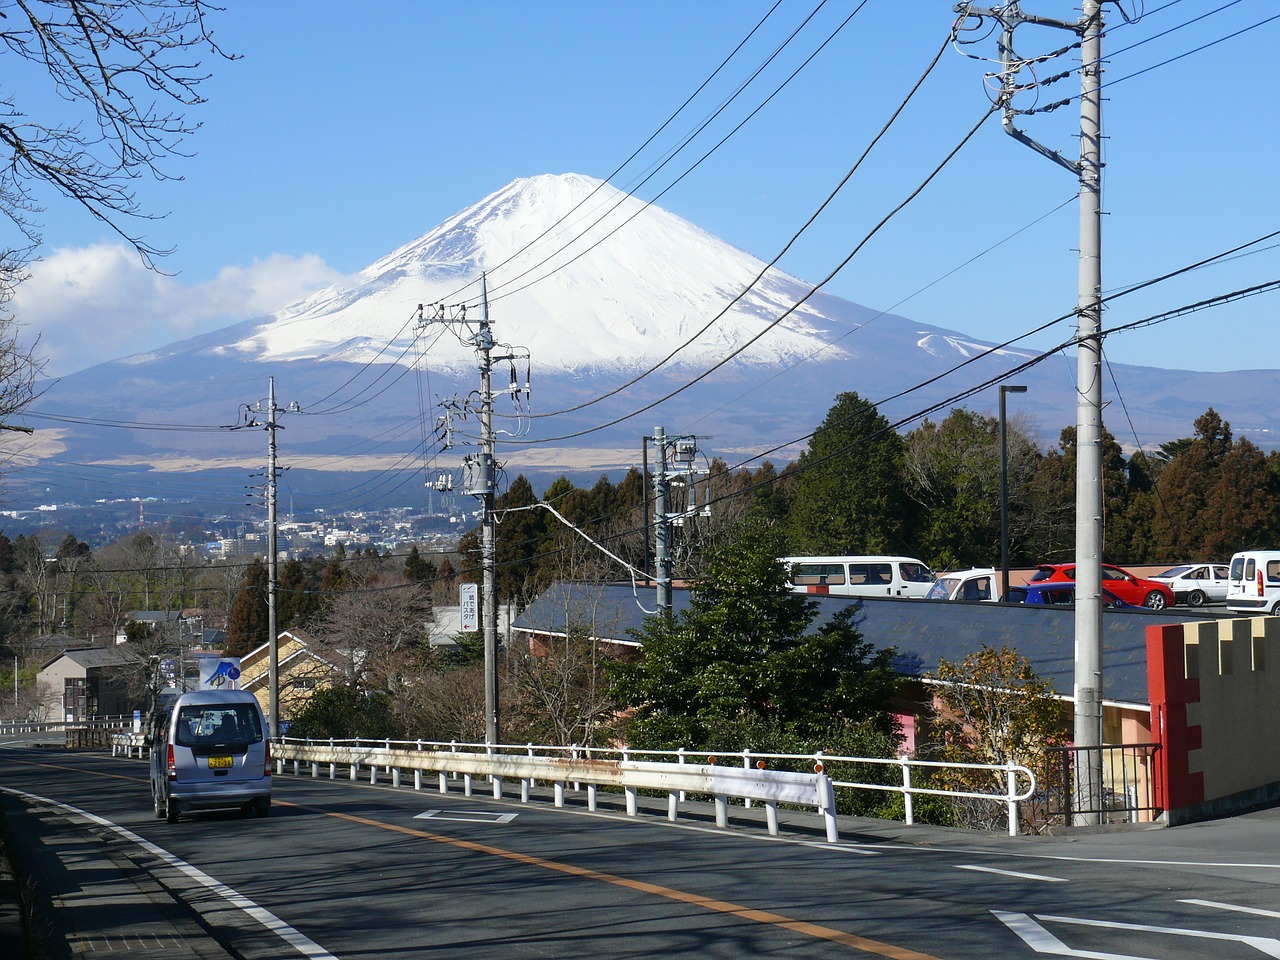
xmin=148 ymin=689 xmax=272 ymax=823
xmin=1150 ymin=563 xmax=1230 ymax=607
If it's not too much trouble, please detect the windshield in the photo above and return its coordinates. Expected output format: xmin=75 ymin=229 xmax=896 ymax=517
xmin=1155 ymin=565 xmax=1191 ymax=579
xmin=925 ymin=578 xmax=958 ymax=600
xmin=175 ymin=703 xmax=264 ymax=749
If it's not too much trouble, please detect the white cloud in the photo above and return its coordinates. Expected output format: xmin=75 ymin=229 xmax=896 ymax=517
xmin=9 ymin=244 xmax=345 ymax=376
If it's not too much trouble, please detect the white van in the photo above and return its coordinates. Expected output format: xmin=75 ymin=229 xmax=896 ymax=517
xmin=148 ymin=689 xmax=271 ymax=823
xmin=1226 ymin=550 xmax=1280 ymax=616
xmin=783 ymin=556 xmax=935 ymax=599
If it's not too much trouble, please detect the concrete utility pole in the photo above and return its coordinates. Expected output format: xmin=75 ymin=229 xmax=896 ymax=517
xmin=241 ymin=377 xmax=300 ymax=739
xmin=648 ymin=429 xmax=711 ymax=615
xmin=955 ymin=0 xmax=1106 ymax=823
xmin=652 ymin=426 xmax=670 ymax=614
xmin=420 ymin=277 xmax=530 ymax=746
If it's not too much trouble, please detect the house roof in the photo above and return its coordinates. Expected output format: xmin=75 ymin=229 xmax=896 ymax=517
xmin=41 ymin=645 xmax=144 ymax=671
xmin=512 ymin=582 xmax=1215 ymax=707
xmin=127 ymin=611 xmax=183 ymax=623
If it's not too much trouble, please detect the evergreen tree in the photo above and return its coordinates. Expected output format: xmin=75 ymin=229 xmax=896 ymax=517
xmin=403 ymin=545 xmax=436 ymax=584
xmin=609 ymin=521 xmax=899 ymax=749
xmin=785 ymin=392 xmax=912 ymax=555
xmin=225 ymin=558 xmax=269 ymax=657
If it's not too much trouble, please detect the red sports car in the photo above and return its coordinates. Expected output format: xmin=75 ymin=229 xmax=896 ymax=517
xmin=1029 ymin=563 xmax=1175 ymax=610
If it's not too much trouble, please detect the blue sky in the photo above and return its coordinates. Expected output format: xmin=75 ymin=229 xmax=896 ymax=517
xmin=12 ymin=1 xmax=1280 ymax=379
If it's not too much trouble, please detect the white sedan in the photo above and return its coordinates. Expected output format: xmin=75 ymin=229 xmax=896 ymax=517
xmin=1150 ymin=563 xmax=1231 ymax=607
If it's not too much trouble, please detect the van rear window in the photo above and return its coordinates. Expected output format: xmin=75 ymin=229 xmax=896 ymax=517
xmin=175 ymin=703 xmax=263 ymax=748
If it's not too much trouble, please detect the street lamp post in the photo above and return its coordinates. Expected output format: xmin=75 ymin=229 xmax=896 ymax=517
xmin=999 ymin=385 xmax=1028 ymax=602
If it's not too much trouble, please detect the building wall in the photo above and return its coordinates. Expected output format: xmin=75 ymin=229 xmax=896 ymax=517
xmin=1148 ymin=616 xmax=1280 ymax=821
xmin=36 ymin=656 xmax=84 ymax=720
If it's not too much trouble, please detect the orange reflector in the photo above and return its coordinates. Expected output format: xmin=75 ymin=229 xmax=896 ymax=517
xmin=814 ymin=762 xmax=824 ymax=773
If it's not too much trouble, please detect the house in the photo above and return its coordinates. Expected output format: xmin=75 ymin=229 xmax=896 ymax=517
xmin=117 ymin=610 xmax=224 ymax=648
xmin=240 ymin=629 xmax=344 ymax=724
xmin=36 ymin=646 xmax=144 ymax=721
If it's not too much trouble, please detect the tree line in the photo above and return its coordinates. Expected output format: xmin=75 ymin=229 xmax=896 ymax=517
xmin=468 ymin=394 xmax=1280 ymax=613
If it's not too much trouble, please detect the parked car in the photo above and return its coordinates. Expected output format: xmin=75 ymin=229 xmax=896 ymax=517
xmin=925 ymin=568 xmax=1001 ymax=602
xmin=783 ymin=556 xmax=935 ymax=599
xmin=1015 ymin=581 xmax=1135 ymax=608
xmin=1149 ymin=563 xmax=1230 ymax=607
xmin=1029 ymin=563 xmax=1174 ymax=610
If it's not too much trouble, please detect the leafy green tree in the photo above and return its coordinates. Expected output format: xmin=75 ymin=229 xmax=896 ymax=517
xmin=904 ymin=409 xmax=1001 ymax=569
xmin=287 ymin=686 xmax=397 ymax=740
xmin=786 ymin=392 xmax=912 ymax=555
xmin=609 ymin=521 xmax=899 ymax=749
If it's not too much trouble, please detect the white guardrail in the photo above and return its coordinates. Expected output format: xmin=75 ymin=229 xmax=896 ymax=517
xmin=263 ymin=739 xmax=1036 ymax=839
xmin=102 ymin=731 xmax=1036 ymax=838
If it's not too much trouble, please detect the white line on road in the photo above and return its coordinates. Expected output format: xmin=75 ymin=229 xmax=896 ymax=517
xmin=957 ymin=864 xmax=1068 ymax=883
xmin=0 ymin=785 xmax=341 ymax=960
xmin=993 ymin=911 xmax=1154 ymax=960
xmin=1036 ymin=912 xmax=1280 ymax=958
xmin=414 ymin=809 xmax=518 ymax=824
xmin=1180 ymin=898 xmax=1280 ymax=920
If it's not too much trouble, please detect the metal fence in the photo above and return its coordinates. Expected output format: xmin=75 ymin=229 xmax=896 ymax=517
xmin=1042 ymin=742 xmax=1161 ymax=826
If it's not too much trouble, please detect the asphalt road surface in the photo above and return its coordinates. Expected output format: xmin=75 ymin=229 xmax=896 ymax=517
xmin=3 ymin=743 xmax=1280 ymax=959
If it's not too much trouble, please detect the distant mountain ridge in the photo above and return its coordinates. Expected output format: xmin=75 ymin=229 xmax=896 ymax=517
xmin=23 ymin=173 xmax=1280 ymax=509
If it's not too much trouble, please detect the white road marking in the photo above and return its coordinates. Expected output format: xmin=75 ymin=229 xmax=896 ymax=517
xmin=414 ymin=809 xmax=518 ymax=824
xmin=1180 ymin=898 xmax=1280 ymax=920
xmin=0 ymin=786 xmax=340 ymax=960
xmin=994 ymin=911 xmax=1153 ymax=960
xmin=957 ymin=864 xmax=1068 ymax=883
xmin=997 ymin=910 xmax=1280 ymax=959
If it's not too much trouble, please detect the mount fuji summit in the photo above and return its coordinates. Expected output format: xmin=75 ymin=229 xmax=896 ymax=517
xmin=25 ymin=173 xmax=1280 ymax=505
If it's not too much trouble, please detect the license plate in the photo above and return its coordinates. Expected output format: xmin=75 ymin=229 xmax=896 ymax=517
xmin=208 ymin=755 xmax=233 ymax=769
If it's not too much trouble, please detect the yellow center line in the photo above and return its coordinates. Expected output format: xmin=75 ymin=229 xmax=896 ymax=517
xmin=279 ymin=800 xmax=945 ymax=960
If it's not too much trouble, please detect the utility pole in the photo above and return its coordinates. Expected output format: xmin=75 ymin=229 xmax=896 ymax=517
xmin=955 ymin=0 xmax=1105 ymax=823
xmin=648 ymin=429 xmax=711 ymax=615
xmin=239 ymin=376 xmax=300 ymax=739
xmin=652 ymin=426 xmax=670 ymax=614
xmin=421 ymin=276 xmax=530 ymax=746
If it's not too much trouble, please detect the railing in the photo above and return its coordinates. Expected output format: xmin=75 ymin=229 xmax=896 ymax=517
xmin=1042 ymin=742 xmax=1161 ymax=826
xmin=272 ymin=739 xmax=1036 ymax=838
xmin=0 ymin=716 xmax=135 ymax=742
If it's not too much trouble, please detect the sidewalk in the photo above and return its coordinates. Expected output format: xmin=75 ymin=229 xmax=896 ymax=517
xmin=0 ymin=792 xmax=234 ymax=960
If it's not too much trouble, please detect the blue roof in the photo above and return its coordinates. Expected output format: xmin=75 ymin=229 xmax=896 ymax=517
xmin=513 ymin=582 xmax=1214 ymax=706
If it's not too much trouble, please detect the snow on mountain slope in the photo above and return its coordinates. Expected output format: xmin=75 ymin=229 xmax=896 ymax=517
xmin=225 ymin=173 xmax=867 ymax=373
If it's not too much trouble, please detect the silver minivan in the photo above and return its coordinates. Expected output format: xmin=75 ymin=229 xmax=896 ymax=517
xmin=148 ymin=689 xmax=271 ymax=823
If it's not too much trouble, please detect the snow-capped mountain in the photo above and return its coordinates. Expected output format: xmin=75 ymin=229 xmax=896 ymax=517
xmin=23 ymin=173 xmax=1280 ymax=508
xmin=220 ymin=172 xmax=866 ymax=372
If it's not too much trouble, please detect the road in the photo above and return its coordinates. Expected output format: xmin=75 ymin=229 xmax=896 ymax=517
xmin=3 ymin=743 xmax=1280 ymax=959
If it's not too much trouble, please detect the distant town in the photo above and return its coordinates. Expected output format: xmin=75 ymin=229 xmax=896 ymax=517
xmin=0 ymin=495 xmax=473 ymax=559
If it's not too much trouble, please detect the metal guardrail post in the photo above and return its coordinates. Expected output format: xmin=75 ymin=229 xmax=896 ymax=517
xmin=623 ymin=747 xmax=637 ymax=816
xmin=900 ymin=755 xmax=914 ymax=826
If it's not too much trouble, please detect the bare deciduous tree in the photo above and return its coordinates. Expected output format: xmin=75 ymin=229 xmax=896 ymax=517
xmin=1 ymin=0 xmax=234 ymax=271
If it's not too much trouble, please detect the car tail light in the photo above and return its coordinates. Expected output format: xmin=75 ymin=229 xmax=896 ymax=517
xmin=166 ymin=744 xmax=177 ymax=781
xmin=1259 ymin=570 xmax=1265 ymax=596
xmin=265 ymin=739 xmax=272 ymax=777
